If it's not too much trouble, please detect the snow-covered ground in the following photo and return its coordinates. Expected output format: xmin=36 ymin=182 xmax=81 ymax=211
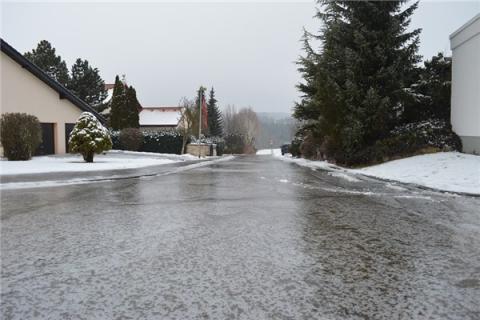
xmin=0 ymin=151 xmax=198 ymax=176
xmin=257 ymin=149 xmax=480 ymax=195
xmin=353 ymin=152 xmax=480 ymax=195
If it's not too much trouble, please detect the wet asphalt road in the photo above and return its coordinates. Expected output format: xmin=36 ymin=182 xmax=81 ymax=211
xmin=1 ymin=155 xmax=480 ymax=320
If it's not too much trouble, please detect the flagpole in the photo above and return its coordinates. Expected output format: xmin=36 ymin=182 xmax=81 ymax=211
xmin=198 ymin=89 xmax=202 ymax=158
xmin=198 ymin=89 xmax=202 ymax=140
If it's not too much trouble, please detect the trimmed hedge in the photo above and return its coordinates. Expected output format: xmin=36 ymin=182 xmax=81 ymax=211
xmin=111 ymin=130 xmax=184 ymax=154
xmin=119 ymin=128 xmax=143 ymax=151
xmin=0 ymin=113 xmax=42 ymax=160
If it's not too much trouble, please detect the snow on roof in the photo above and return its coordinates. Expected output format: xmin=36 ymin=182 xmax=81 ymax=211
xmin=103 ymin=88 xmax=114 ymax=104
xmin=139 ymin=107 xmax=183 ymax=126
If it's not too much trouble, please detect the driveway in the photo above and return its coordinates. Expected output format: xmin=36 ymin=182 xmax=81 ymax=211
xmin=1 ymin=155 xmax=479 ymax=319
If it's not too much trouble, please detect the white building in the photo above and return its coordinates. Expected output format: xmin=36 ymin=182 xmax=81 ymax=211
xmin=450 ymin=13 xmax=480 ymax=154
xmin=139 ymin=107 xmax=184 ymax=130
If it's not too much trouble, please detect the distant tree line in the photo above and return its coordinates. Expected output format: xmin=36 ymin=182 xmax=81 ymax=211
xmin=293 ymin=1 xmax=460 ymax=165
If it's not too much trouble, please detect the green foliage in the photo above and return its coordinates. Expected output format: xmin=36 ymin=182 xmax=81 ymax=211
xmin=111 ymin=130 xmax=184 ymax=154
xmin=207 ymin=87 xmax=223 ymax=137
xmin=69 ymin=112 xmax=112 ymax=162
xmin=109 ymin=75 xmax=140 ymax=130
xmin=24 ymin=40 xmax=69 ymax=86
xmin=67 ymin=58 xmax=107 ymax=108
xmin=294 ymin=1 xmax=422 ymax=165
xmin=0 ymin=113 xmax=42 ymax=161
xmin=342 ymin=120 xmax=462 ymax=166
xmin=403 ymin=53 xmax=452 ymax=123
xmin=290 ymin=136 xmax=303 ymax=158
xmin=119 ymin=128 xmax=143 ymax=151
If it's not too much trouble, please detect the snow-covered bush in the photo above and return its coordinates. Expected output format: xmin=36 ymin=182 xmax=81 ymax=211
xmin=68 ymin=112 xmax=112 ymax=162
xmin=119 ymin=128 xmax=143 ymax=151
xmin=0 ymin=113 xmax=42 ymax=161
xmin=348 ymin=119 xmax=461 ymax=165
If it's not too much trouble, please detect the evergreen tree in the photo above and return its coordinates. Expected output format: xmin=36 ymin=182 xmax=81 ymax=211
xmin=207 ymin=87 xmax=223 ymax=137
xmin=109 ymin=75 xmax=127 ymax=130
xmin=67 ymin=58 xmax=107 ymax=108
xmin=24 ymin=40 xmax=69 ymax=86
xmin=294 ymin=1 xmax=421 ymax=164
xmin=109 ymin=76 xmax=140 ymax=130
xmin=403 ymin=53 xmax=452 ymax=122
xmin=124 ymin=86 xmax=141 ymax=128
xmin=69 ymin=112 xmax=112 ymax=162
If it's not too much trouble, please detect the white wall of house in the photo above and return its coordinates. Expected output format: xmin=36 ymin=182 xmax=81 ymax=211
xmin=1 ymin=51 xmax=82 ymax=154
xmin=450 ymin=13 xmax=480 ymax=154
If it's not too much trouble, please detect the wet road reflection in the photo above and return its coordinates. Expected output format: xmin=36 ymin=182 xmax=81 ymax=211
xmin=1 ymin=156 xmax=479 ymax=319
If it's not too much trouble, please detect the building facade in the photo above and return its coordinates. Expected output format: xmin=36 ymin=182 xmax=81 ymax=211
xmin=1 ymin=39 xmax=103 ymax=155
xmin=450 ymin=14 xmax=480 ymax=154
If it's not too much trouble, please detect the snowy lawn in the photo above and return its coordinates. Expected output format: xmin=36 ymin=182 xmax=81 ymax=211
xmin=258 ymin=149 xmax=480 ymax=195
xmin=0 ymin=151 xmax=197 ymax=176
xmin=352 ymin=152 xmax=480 ymax=195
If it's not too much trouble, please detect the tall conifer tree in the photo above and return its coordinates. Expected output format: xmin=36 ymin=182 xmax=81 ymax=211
xmin=294 ymin=1 xmax=420 ymax=164
xmin=207 ymin=87 xmax=223 ymax=137
xmin=24 ymin=40 xmax=69 ymax=86
xmin=110 ymin=75 xmax=140 ymax=130
xmin=68 ymin=58 xmax=107 ymax=108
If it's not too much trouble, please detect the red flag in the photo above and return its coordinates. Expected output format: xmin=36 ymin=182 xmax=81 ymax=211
xmin=202 ymin=94 xmax=208 ymax=131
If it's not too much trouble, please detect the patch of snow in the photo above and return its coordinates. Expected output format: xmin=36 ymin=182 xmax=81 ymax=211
xmin=352 ymin=152 xmax=480 ymax=195
xmin=274 ymin=151 xmax=479 ymax=195
xmin=256 ymin=149 xmax=283 ymax=156
xmin=0 ymin=154 xmax=179 ymax=176
xmin=139 ymin=108 xmax=182 ymax=126
xmin=1 ymin=155 xmax=236 ymax=190
xmin=328 ymin=172 xmax=360 ymax=182
xmin=279 ymin=179 xmax=289 ymax=183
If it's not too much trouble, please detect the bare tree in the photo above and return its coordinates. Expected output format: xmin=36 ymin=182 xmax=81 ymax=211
xmin=236 ymin=107 xmax=260 ymax=147
xmin=222 ymin=105 xmax=260 ymax=153
xmin=178 ymin=98 xmax=197 ymax=154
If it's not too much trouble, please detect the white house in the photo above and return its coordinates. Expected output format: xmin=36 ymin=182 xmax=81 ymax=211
xmin=450 ymin=13 xmax=480 ymax=154
xmin=0 ymin=39 xmax=104 ymax=155
xmin=139 ymin=106 xmax=184 ymax=130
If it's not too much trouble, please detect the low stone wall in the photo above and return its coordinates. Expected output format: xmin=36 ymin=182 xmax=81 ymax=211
xmin=186 ymin=144 xmax=217 ymax=157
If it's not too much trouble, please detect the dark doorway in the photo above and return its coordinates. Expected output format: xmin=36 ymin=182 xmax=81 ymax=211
xmin=65 ymin=123 xmax=75 ymax=152
xmin=35 ymin=123 xmax=55 ymax=155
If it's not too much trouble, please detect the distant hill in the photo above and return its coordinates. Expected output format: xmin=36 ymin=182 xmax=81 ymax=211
xmin=255 ymin=112 xmax=297 ymax=149
xmin=256 ymin=112 xmax=293 ymax=122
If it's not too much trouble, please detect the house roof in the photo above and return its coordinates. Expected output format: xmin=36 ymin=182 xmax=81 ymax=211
xmin=104 ymin=83 xmax=115 ymax=90
xmin=139 ymin=107 xmax=183 ymax=126
xmin=450 ymin=13 xmax=480 ymax=50
xmin=1 ymin=38 xmax=105 ymax=123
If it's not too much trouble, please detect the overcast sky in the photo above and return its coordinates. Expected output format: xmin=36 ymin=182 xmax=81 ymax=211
xmin=2 ymin=1 xmax=479 ymax=113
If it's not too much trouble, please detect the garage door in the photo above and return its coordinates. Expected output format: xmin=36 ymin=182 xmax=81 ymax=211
xmin=35 ymin=123 xmax=55 ymax=155
xmin=65 ymin=123 xmax=75 ymax=152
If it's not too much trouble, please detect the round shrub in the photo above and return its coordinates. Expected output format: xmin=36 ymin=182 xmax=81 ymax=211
xmin=119 ymin=128 xmax=143 ymax=151
xmin=69 ymin=112 xmax=112 ymax=162
xmin=0 ymin=113 xmax=42 ymax=160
